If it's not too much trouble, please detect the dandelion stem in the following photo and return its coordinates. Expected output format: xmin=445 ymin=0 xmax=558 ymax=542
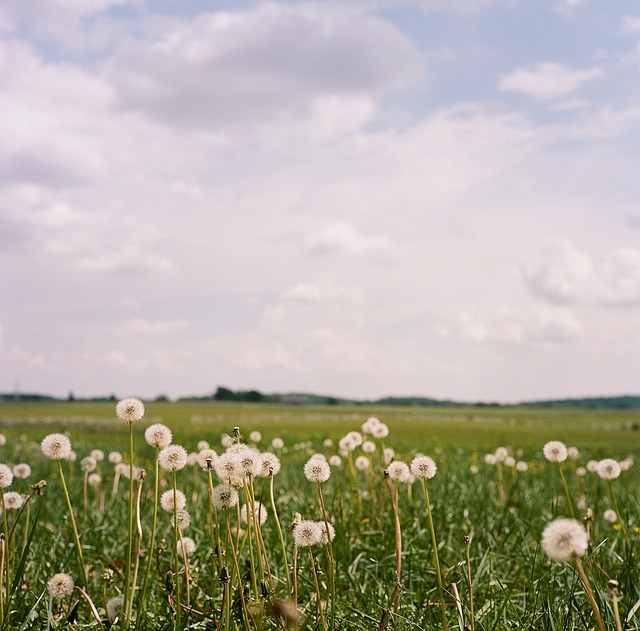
xmin=308 ymin=548 xmax=327 ymax=631
xmin=1 ymin=493 xmax=9 ymax=630
xmin=574 ymin=557 xmax=605 ymax=631
xmin=316 ymin=482 xmax=336 ymax=631
xmin=125 ymin=471 xmax=144 ymax=625
xmin=172 ymin=471 xmax=182 ymax=631
xmin=225 ymin=508 xmax=251 ymax=631
xmin=557 ymin=463 xmax=575 ymax=519
xmin=464 ymin=535 xmax=475 ymax=631
xmin=269 ymin=474 xmax=291 ymax=593
xmin=123 ymin=422 xmax=135 ymax=629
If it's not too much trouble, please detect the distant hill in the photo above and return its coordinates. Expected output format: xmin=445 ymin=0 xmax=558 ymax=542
xmin=2 ymin=389 xmax=639 ymax=410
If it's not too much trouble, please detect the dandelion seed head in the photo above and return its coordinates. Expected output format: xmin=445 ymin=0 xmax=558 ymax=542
xmin=172 ymin=509 xmax=191 ymax=530
xmin=90 ymin=449 xmax=105 ymax=461
xmin=371 ymin=423 xmax=389 ymax=439
xmin=211 ymin=484 xmax=239 ymax=509
xmin=241 ymin=501 xmax=268 ymax=525
xmin=197 ymin=440 xmax=210 ymax=451
xmin=586 ymin=459 xmax=599 ymax=473
xmin=328 ymin=455 xmax=342 ymax=467
xmin=0 ymin=464 xmax=14 ymax=489
xmin=576 ymin=466 xmax=587 ymax=477
xmin=47 ymin=573 xmax=74 ymax=599
xmin=214 ymin=452 xmax=242 ymax=484
xmin=271 ymin=437 xmax=284 ymax=450
xmin=504 ymin=456 xmax=516 ymax=468
xmin=160 ymin=489 xmax=187 ymax=512
xmin=66 ymin=450 xmax=77 ymax=462
xmin=108 ymin=451 xmax=123 ymax=464
xmin=567 ymin=446 xmax=580 ymax=460
xmin=597 ymin=458 xmax=621 ymax=480
xmin=362 ymin=440 xmax=376 ymax=454
xmin=383 ymin=447 xmax=395 ymax=465
xmin=516 ymin=461 xmax=529 ymax=472
xmin=387 ymin=460 xmax=410 ymax=483
xmin=221 ymin=434 xmax=234 ymax=448
xmin=346 ymin=431 xmax=363 ymax=447
xmin=541 ymin=518 xmax=588 ymax=562
xmin=543 ymin=441 xmax=568 ymax=463
xmin=410 ymin=455 xmax=437 ymax=480
xmin=80 ymin=456 xmax=97 ymax=472
xmin=114 ymin=462 xmax=129 ymax=477
xmin=469 ymin=464 xmax=479 ymax=474
xmin=179 ymin=536 xmax=196 ymax=557
xmin=603 ymin=509 xmax=618 ymax=523
xmin=354 ymin=455 xmax=370 ymax=471
xmin=303 ymin=457 xmax=331 ymax=483
xmin=3 ymin=491 xmax=23 ymax=509
xmin=258 ymin=452 xmax=281 ymax=477
xmin=323 ymin=438 xmax=333 ymax=447
xmin=144 ymin=423 xmax=172 ymax=449
xmin=0 ymin=434 xmax=5 ymax=446
xmin=197 ymin=448 xmax=218 ymax=470
xmin=292 ymin=520 xmax=322 ymax=547
xmin=12 ymin=463 xmax=31 ymax=479
xmin=41 ymin=433 xmax=72 ymax=460
xmin=361 ymin=416 xmax=380 ymax=434
xmin=116 ymin=397 xmax=145 ymax=423
xmin=106 ymin=596 xmax=124 ymax=621
xmin=484 ymin=453 xmax=497 ymax=465
xmin=318 ymin=521 xmax=336 ymax=544
xmin=619 ymin=457 xmax=634 ymax=471
xmin=494 ymin=447 xmax=509 ymax=461
xmin=249 ymin=430 xmax=262 ymax=443
xmin=187 ymin=452 xmax=199 ymax=466
xmin=338 ymin=435 xmax=356 ymax=453
xmin=158 ymin=444 xmax=188 ymax=472
xmin=88 ymin=473 xmax=101 ymax=488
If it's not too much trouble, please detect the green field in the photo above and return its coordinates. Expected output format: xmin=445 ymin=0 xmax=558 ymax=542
xmin=1 ymin=400 xmax=639 ymax=630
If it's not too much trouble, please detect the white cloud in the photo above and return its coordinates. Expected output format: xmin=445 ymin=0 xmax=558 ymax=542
xmin=622 ymin=16 xmax=640 ymax=32
xmin=106 ymin=4 xmax=423 ymax=130
xmin=304 ymin=221 xmax=395 ymax=257
xmin=116 ymin=318 xmax=190 ymax=335
xmin=498 ymin=62 xmax=602 ymax=100
xmin=522 ymin=240 xmax=640 ymax=307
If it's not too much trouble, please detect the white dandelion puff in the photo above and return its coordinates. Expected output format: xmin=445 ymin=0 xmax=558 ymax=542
xmin=161 ymin=489 xmax=187 ymax=512
xmin=80 ymin=456 xmax=97 ymax=472
xmin=158 ymin=445 xmax=188 ymax=472
xmin=197 ymin=440 xmax=210 ymax=451
xmin=603 ymin=509 xmax=618 ymax=523
xmin=303 ymin=457 xmax=331 ymax=483
xmin=178 ymin=536 xmax=196 ymax=558
xmin=387 ymin=461 xmax=410 ymax=483
xmin=41 ymin=433 xmax=72 ymax=460
xmin=292 ymin=520 xmax=322 ymax=547
xmin=197 ymin=448 xmax=218 ymax=470
xmin=271 ymin=437 xmax=284 ymax=450
xmin=211 ymin=484 xmax=239 ymax=509
xmin=541 ymin=518 xmax=589 ymax=562
xmin=106 ymin=596 xmax=124 ymax=622
xmin=47 ymin=573 xmax=74 ymax=599
xmin=0 ymin=464 xmax=14 ymax=489
xmin=144 ymin=424 xmax=172 ymax=449
xmin=258 ymin=452 xmax=281 ymax=477
xmin=87 ymin=473 xmax=101 ymax=488
xmin=108 ymin=451 xmax=123 ymax=464
xmin=597 ymin=458 xmax=621 ymax=480
xmin=241 ymin=501 xmax=268 ymax=526
xmin=354 ymin=455 xmax=370 ymax=471
xmin=3 ymin=491 xmax=23 ymax=509
xmin=543 ymin=441 xmax=568 ymax=463
xmin=12 ymin=463 xmax=31 ymax=479
xmin=410 ymin=455 xmax=437 ymax=480
xmin=172 ymin=509 xmax=191 ymax=530
xmin=116 ymin=397 xmax=145 ymax=423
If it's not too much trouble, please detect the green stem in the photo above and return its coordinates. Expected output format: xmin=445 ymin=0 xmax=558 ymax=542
xmin=172 ymin=472 xmax=182 ymax=631
xmin=316 ymin=482 xmax=336 ymax=631
xmin=270 ymin=475 xmax=291 ymax=593
xmin=308 ymin=548 xmax=327 ymax=631
xmin=557 ymin=463 xmax=575 ymax=519
xmin=123 ymin=423 xmax=135 ymax=629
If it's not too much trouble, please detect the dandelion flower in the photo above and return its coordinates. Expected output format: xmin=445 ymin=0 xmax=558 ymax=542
xmin=494 ymin=447 xmax=509 ymax=461
xmin=179 ymin=536 xmax=196 ymax=558
xmin=158 ymin=445 xmax=188 ymax=472
xmin=576 ymin=466 xmax=587 ymax=477
xmin=106 ymin=596 xmax=124 ymax=622
xmin=387 ymin=461 xmax=410 ymax=483
xmin=258 ymin=452 xmax=281 ymax=477
xmin=144 ymin=423 xmax=172 ymax=449
xmin=346 ymin=431 xmax=363 ymax=447
xmin=597 ymin=458 xmax=621 ymax=480
xmin=0 ymin=434 xmax=5 ymax=446
xmin=354 ymin=455 xmax=370 ymax=471
xmin=237 ymin=446 xmax=260 ymax=477
xmin=362 ymin=441 xmax=376 ymax=454
xmin=116 ymin=397 xmax=145 ymax=423
xmin=161 ymin=489 xmax=187 ymax=512
xmin=47 ymin=573 xmax=74 ymax=599
xmin=541 ymin=518 xmax=589 ymax=562
xmin=214 ymin=452 xmax=242 ymax=484
xmin=361 ymin=416 xmax=380 ymax=434
xmin=371 ymin=424 xmax=389 ymax=439
xmin=504 ymin=456 xmax=516 ymax=468
xmin=241 ymin=501 xmax=268 ymax=525
xmin=13 ymin=463 xmax=31 ymax=479
xmin=410 ymin=455 xmax=437 ymax=480
xmin=318 ymin=521 xmax=336 ymax=544
xmin=516 ymin=461 xmax=529 ymax=472
xmin=90 ymin=449 xmax=105 ymax=461
xmin=80 ymin=456 xmax=97 ymax=472
xmin=172 ymin=509 xmax=191 ymax=530
xmin=603 ymin=509 xmax=618 ymax=523
xmin=211 ymin=484 xmax=239 ymax=509
xmin=484 ymin=453 xmax=497 ymax=465
xmin=0 ymin=464 xmax=14 ymax=488
xmin=3 ymin=491 xmax=23 ymax=509
xmin=292 ymin=520 xmax=322 ymax=547
xmin=567 ymin=446 xmax=580 ymax=460
xmin=197 ymin=448 xmax=218 ymax=470
xmin=271 ymin=437 xmax=284 ymax=450
xmin=543 ymin=441 xmax=568 ymax=463
xmin=586 ymin=460 xmax=599 ymax=473
xmin=108 ymin=451 xmax=123 ymax=464
xmin=41 ymin=433 xmax=72 ymax=460
xmin=88 ymin=473 xmax=101 ymax=488
xmin=197 ymin=440 xmax=210 ymax=451
xmin=249 ymin=430 xmax=262 ymax=443
xmin=303 ymin=457 xmax=331 ymax=483
xmin=328 ymin=455 xmax=342 ymax=467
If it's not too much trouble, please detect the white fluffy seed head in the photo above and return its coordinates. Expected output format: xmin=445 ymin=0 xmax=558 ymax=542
xmin=197 ymin=448 xmax=218 ymax=470
xmin=41 ymin=433 xmax=72 ymax=460
xmin=106 ymin=596 xmax=124 ymax=622
xmin=0 ymin=464 xmax=14 ymax=488
xmin=410 ymin=455 xmax=437 ymax=480
xmin=179 ymin=536 xmax=196 ymax=557
xmin=494 ymin=446 xmax=508 ymax=462
xmin=328 ymin=455 xmax=342 ymax=467
xmin=603 ymin=509 xmax=618 ymax=523
xmin=516 ymin=461 xmax=529 ymax=472
xmin=145 ymin=423 xmax=173 ymax=449
xmin=258 ymin=452 xmax=281 ymax=477
xmin=597 ymin=458 xmax=621 ymax=480
xmin=371 ymin=423 xmax=389 ymax=439
xmin=108 ymin=451 xmax=123 ymax=464
xmin=361 ymin=416 xmax=380 ymax=434
xmin=12 ymin=463 xmax=31 ymax=479
xmin=172 ymin=509 xmax=191 ymax=530
xmin=354 ymin=455 xmax=370 ymax=471
xmin=80 ymin=456 xmax=97 ymax=472
xmin=362 ymin=441 xmax=376 ymax=454
xmin=241 ymin=501 xmax=268 ymax=525
xmin=116 ymin=397 xmax=145 ymax=423
xmin=543 ymin=441 xmax=568 ymax=463
xmin=318 ymin=521 xmax=336 ymax=544
xmin=387 ymin=461 xmax=411 ymax=483
xmin=271 ymin=437 xmax=284 ymax=449
xmin=160 ymin=489 xmax=187 ymax=512
xmin=158 ymin=445 xmax=188 ymax=471
xmin=3 ymin=491 xmax=23 ymax=509
xmin=0 ymin=434 xmax=5 ymax=446
xmin=484 ymin=453 xmax=497 ymax=465
xmin=87 ymin=473 xmax=102 ymax=488
xmin=249 ymin=430 xmax=262 ymax=443
xmin=567 ymin=446 xmax=580 ymax=460
xmin=47 ymin=573 xmax=74 ymax=599
xmin=292 ymin=520 xmax=322 ymax=547
xmin=211 ymin=484 xmax=239 ymax=509
xmin=90 ymin=449 xmax=104 ymax=461
xmin=303 ymin=457 xmax=331 ymax=483
xmin=214 ymin=452 xmax=242 ymax=483
xmin=197 ymin=440 xmax=210 ymax=451
xmin=541 ymin=518 xmax=589 ymax=562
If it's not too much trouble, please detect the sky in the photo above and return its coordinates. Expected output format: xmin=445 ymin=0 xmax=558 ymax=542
xmin=1 ymin=0 xmax=639 ymax=403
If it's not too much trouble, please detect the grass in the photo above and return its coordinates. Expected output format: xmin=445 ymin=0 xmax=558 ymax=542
xmin=0 ymin=400 xmax=639 ymax=629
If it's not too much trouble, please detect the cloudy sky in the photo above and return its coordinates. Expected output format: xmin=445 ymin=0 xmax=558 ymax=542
xmin=2 ymin=0 xmax=639 ymax=403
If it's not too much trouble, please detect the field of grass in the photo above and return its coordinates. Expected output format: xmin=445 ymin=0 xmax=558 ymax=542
xmin=1 ymin=400 xmax=639 ymax=630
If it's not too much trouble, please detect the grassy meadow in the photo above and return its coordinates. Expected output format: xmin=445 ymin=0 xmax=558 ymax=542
xmin=1 ymin=399 xmax=640 ymax=630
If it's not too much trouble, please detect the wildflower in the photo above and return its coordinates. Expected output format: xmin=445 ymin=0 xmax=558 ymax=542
xmin=410 ymin=455 xmax=437 ymax=480
xmin=13 ymin=463 xmax=31 ymax=479
xmin=567 ymin=446 xmax=580 ymax=460
xmin=543 ymin=441 xmax=568 ymax=463
xmin=383 ymin=447 xmax=395 ymax=465
xmin=144 ymin=423 xmax=172 ymax=449
xmin=576 ymin=466 xmax=587 ymax=477
xmin=586 ymin=460 xmax=599 ymax=473
xmin=249 ymin=430 xmax=262 ymax=443
xmin=236 ymin=446 xmax=260 ymax=477
xmin=323 ymin=438 xmax=333 ymax=447
xmin=47 ymin=573 xmax=74 ymax=599
xmin=292 ymin=520 xmax=322 ymax=547
xmin=504 ymin=456 xmax=516 ymax=468
xmin=387 ymin=460 xmax=410 ymax=483
xmin=172 ymin=510 xmax=191 ymax=530
xmin=271 ymin=437 xmax=284 ymax=449
xmin=346 ymin=431 xmax=363 ymax=447
xmin=3 ymin=491 xmax=23 ymax=509
xmin=158 ymin=445 xmax=188 ymax=472
xmin=106 ymin=596 xmax=124 ymax=622
xmin=516 ymin=461 xmax=529 ymax=472
xmin=41 ymin=433 xmax=72 ymax=460
xmin=469 ymin=464 xmax=479 ymax=474
xmin=304 ymin=457 xmax=331 ymax=483
xmin=211 ymin=484 xmax=239 ymax=509
xmin=108 ymin=451 xmax=123 ymax=464
xmin=197 ymin=440 xmax=210 ymax=451
xmin=214 ymin=452 xmax=242 ymax=484
xmin=318 ymin=521 xmax=336 ymax=544
xmin=187 ymin=452 xmax=199 ymax=466
xmin=80 ymin=456 xmax=97 ymax=472
xmin=338 ymin=435 xmax=356 ymax=453
xmin=619 ymin=457 xmax=634 ymax=471
xmin=0 ymin=434 xmax=5 ymax=446
xmin=597 ymin=459 xmax=621 ymax=480
xmin=484 ymin=453 xmax=497 ymax=465
xmin=0 ymin=464 xmax=14 ymax=488
xmin=178 ymin=537 xmax=196 ymax=558
xmin=361 ymin=416 xmax=380 ymax=434
xmin=88 ymin=473 xmax=101 ymax=488
xmin=258 ymin=452 xmax=281 ymax=477
xmin=221 ymin=434 xmax=234 ymax=448
xmin=541 ymin=518 xmax=589 ymax=562
xmin=328 ymin=455 xmax=342 ymax=467
xmin=354 ymin=455 xmax=370 ymax=471
xmin=161 ymin=489 xmax=187 ymax=512
xmin=116 ymin=397 xmax=145 ymax=423
xmin=371 ymin=423 xmax=389 ymax=439
xmin=494 ymin=447 xmax=508 ymax=461
xmin=603 ymin=509 xmax=618 ymax=523
xmin=362 ymin=440 xmax=376 ymax=454
xmin=197 ymin=448 xmax=218 ymax=470
xmin=241 ymin=501 xmax=268 ymax=525
xmin=90 ymin=449 xmax=105 ymax=461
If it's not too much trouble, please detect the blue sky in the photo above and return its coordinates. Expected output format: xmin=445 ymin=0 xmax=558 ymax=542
xmin=1 ymin=0 xmax=639 ymax=402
